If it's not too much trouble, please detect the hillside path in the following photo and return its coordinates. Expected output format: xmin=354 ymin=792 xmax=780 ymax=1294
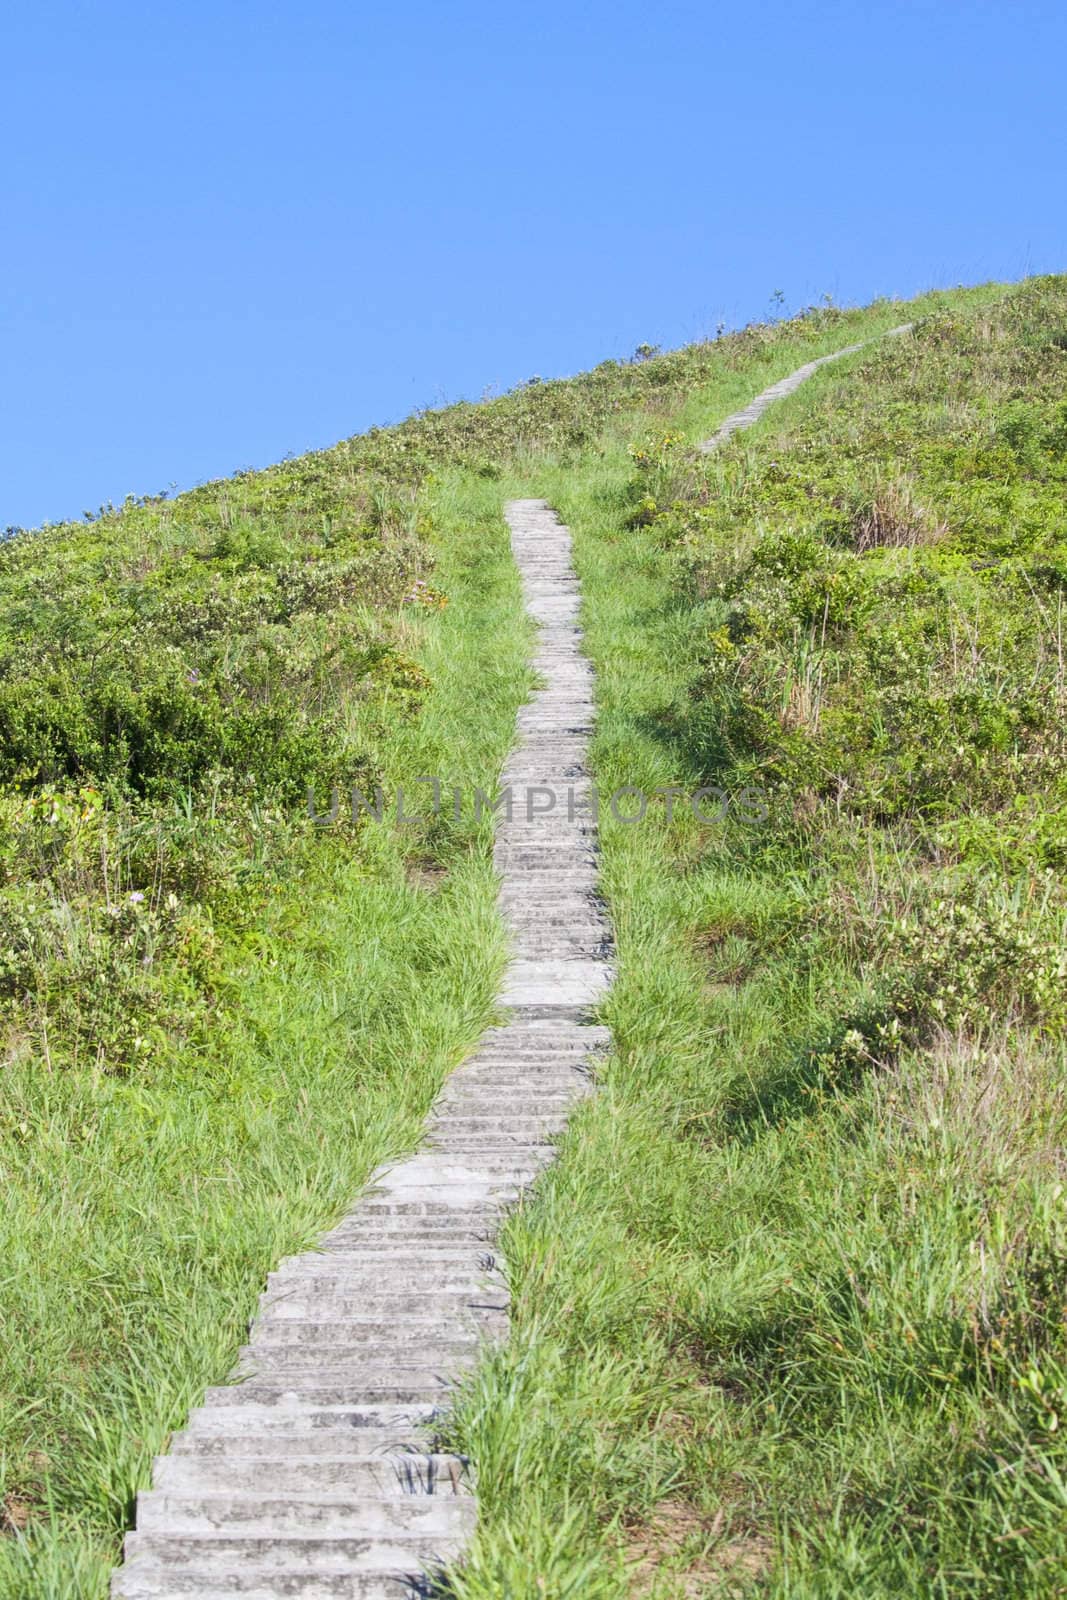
xmin=698 ymin=322 xmax=912 ymax=450
xmin=111 ymin=322 xmax=911 ymax=1597
xmin=111 ymin=500 xmax=611 ymax=1599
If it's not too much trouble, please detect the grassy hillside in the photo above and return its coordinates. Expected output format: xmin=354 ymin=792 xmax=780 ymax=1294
xmin=445 ymin=276 xmax=1067 ymax=1597
xmin=3 ymin=276 xmax=1058 ymax=1597
xmin=0 ymin=295 xmax=934 ymax=1596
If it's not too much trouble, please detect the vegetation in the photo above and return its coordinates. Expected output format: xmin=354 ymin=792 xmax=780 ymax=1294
xmin=0 ymin=295 xmax=915 ymax=1596
xmin=5 ymin=274 xmax=1061 ymax=1596
xmin=446 ymin=277 xmax=1067 ymax=1596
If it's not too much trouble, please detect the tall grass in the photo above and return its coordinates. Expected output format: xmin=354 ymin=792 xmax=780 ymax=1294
xmin=445 ymin=279 xmax=1067 ymax=1596
xmin=0 ymin=280 xmax=1032 ymax=1595
xmin=0 ymin=472 xmax=527 ymax=1595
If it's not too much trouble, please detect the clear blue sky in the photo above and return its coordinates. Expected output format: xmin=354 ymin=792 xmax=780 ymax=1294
xmin=3 ymin=0 xmax=1065 ymax=531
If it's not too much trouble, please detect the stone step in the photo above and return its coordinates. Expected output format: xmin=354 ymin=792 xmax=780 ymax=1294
xmin=358 ymin=1179 xmax=533 ymax=1202
xmin=513 ymin=718 xmax=594 ymax=736
xmin=520 ymin=703 xmax=592 ymax=718
xmin=355 ymin=1195 xmax=519 ymax=1217
xmin=506 ymin=948 xmax=609 ymax=966
xmin=495 ymin=847 xmax=597 ymax=868
xmin=500 ymin=961 xmax=611 ymax=1007
xmin=503 ymin=905 xmax=608 ymax=923
xmin=259 ymin=1293 xmax=503 ymax=1319
xmin=460 ymin=1036 xmax=598 ymax=1062
xmin=447 ymin=1062 xmax=601 ymax=1075
xmin=235 ymin=1354 xmax=479 ymax=1382
xmin=428 ymin=1114 xmax=568 ymax=1135
xmin=168 ymin=1431 xmax=442 ymax=1460
xmin=503 ymin=931 xmax=605 ymax=952
xmin=115 ymin=1531 xmax=464 ymax=1581
xmin=496 ymin=827 xmax=599 ymax=846
xmin=501 ymin=919 xmax=607 ymax=938
xmin=495 ymin=934 xmax=604 ymax=953
xmin=501 ymin=890 xmax=605 ymax=909
xmin=499 ymin=883 xmax=604 ymax=901
xmin=501 ymin=719 xmax=587 ymax=735
xmin=500 ymin=884 xmax=601 ymax=897
xmin=274 ymin=1245 xmax=504 ymax=1266
xmin=136 ymin=1491 xmax=476 ymax=1538
xmin=426 ymin=1140 xmax=558 ymax=1157
xmin=499 ymin=774 xmax=590 ymax=791
xmin=449 ymin=1062 xmax=595 ymax=1080
xmin=443 ymin=1069 xmax=591 ymax=1090
xmin=497 ymin=881 xmax=601 ymax=901
xmin=458 ymin=1044 xmax=601 ymax=1061
xmin=524 ymin=681 xmax=593 ymax=695
xmin=499 ymin=743 xmax=588 ymax=762
xmin=306 ymin=1239 xmax=495 ymax=1258
xmin=263 ymin=1276 xmax=506 ymax=1302
xmin=478 ymin=1021 xmax=608 ymax=1042
xmin=498 ymin=898 xmax=606 ymax=916
xmin=498 ymin=773 xmax=590 ymax=791
xmin=318 ymin=1224 xmax=498 ymax=1246
xmin=497 ymin=842 xmax=598 ymax=858
xmin=258 ymin=1292 xmax=508 ymax=1320
xmin=495 ymin=838 xmax=598 ymax=851
xmin=459 ymin=1040 xmax=599 ymax=1060
xmin=369 ymin=1155 xmax=551 ymax=1180
xmin=506 ymin=936 xmax=610 ymax=955
xmin=499 ymin=839 xmax=599 ymax=857
xmin=501 ymin=741 xmax=590 ymax=757
xmin=202 ymin=1383 xmax=455 ymax=1407
xmin=153 ymin=1454 xmax=469 ymax=1496
xmin=438 ymin=1071 xmax=591 ymax=1092
xmin=432 ymin=1090 xmax=587 ymax=1113
xmin=234 ymin=1327 xmax=473 ymax=1365
xmin=114 ymin=1570 xmax=428 ymax=1598
xmin=185 ymin=1402 xmax=439 ymax=1435
xmin=498 ymin=925 xmax=604 ymax=944
xmin=508 ymin=938 xmax=611 ymax=960
xmin=248 ymin=1322 xmax=490 ymax=1350
xmin=316 ymin=1222 xmax=495 ymax=1248
xmin=423 ymin=1141 xmax=558 ymax=1161
xmin=515 ymin=692 xmax=594 ymax=708
xmin=268 ymin=1252 xmax=505 ymax=1277
xmin=420 ymin=1146 xmax=548 ymax=1167
xmin=364 ymin=1165 xmax=535 ymax=1187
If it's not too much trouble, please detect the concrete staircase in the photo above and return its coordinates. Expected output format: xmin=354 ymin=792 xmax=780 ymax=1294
xmin=111 ymin=499 xmax=612 ymax=1599
xmin=698 ymin=322 xmax=912 ymax=452
xmin=111 ymin=326 xmax=919 ymax=1594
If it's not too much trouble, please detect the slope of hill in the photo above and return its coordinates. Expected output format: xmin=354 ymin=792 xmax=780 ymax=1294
xmin=443 ymin=276 xmax=1067 ymax=1597
xmin=3 ymin=277 xmax=1061 ymax=1595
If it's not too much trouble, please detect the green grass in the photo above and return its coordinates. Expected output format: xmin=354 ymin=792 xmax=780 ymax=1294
xmin=0 ymin=469 xmax=531 ymax=1594
xmin=444 ymin=278 xmax=1067 ymax=1597
xmin=5 ymin=276 xmax=1060 ymax=1597
xmin=3 ymin=301 xmax=915 ymax=1592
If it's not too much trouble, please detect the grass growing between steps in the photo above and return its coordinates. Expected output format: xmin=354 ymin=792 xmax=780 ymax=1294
xmin=0 ymin=470 xmax=530 ymax=1598
xmin=1 ymin=299 xmax=922 ymax=1595
xmin=444 ymin=277 xmax=1067 ymax=1597
xmin=0 ymin=282 xmax=1018 ymax=1595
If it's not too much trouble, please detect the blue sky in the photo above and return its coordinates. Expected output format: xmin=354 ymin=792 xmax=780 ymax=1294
xmin=3 ymin=0 xmax=1065 ymax=530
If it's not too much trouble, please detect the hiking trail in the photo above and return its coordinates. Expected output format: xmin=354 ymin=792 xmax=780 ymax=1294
xmin=112 ymin=330 xmax=903 ymax=1597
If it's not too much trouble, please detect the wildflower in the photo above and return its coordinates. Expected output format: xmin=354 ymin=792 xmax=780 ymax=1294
xmin=128 ymin=891 xmax=146 ymax=904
